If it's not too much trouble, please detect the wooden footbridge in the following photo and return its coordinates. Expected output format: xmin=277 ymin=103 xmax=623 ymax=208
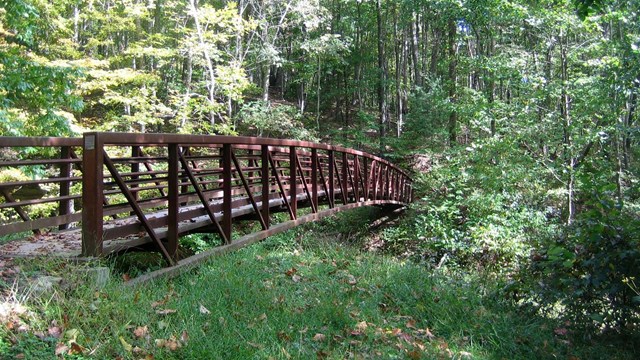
xmin=0 ymin=133 xmax=412 ymax=267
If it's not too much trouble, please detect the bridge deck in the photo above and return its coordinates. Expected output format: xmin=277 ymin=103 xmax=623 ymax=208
xmin=0 ymin=190 xmax=334 ymax=258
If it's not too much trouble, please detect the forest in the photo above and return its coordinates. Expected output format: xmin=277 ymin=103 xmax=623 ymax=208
xmin=1 ymin=0 xmax=639 ymax=358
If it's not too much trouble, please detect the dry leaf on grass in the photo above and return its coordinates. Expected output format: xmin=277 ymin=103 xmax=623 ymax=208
xmin=156 ymin=309 xmax=177 ymax=315
xmin=119 ymin=336 xmax=133 ymax=352
xmin=55 ymin=343 xmax=69 ymax=356
xmin=48 ymin=326 xmax=62 ymax=339
xmin=133 ymin=325 xmax=148 ymax=338
xmin=312 ymin=333 xmax=326 ymax=342
xmin=199 ymin=304 xmax=211 ymax=315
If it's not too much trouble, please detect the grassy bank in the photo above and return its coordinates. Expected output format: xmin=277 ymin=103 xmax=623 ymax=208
xmin=1 ymin=209 xmax=637 ymax=359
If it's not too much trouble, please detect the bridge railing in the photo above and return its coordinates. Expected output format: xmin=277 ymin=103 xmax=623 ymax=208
xmin=0 ymin=137 xmax=83 ymax=237
xmin=1 ymin=133 xmax=412 ymax=264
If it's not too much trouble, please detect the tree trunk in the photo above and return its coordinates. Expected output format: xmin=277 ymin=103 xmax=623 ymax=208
xmin=376 ymin=0 xmax=388 ymax=152
xmin=447 ymin=18 xmax=458 ymax=146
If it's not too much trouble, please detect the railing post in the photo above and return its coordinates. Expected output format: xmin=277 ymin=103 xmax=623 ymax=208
xmin=82 ymin=132 xmax=104 ymax=257
xmin=130 ymin=146 xmax=141 ymax=215
xmin=311 ymin=148 xmax=318 ymax=211
xmin=353 ymin=155 xmax=359 ymax=202
xmin=385 ymin=165 xmax=390 ymax=200
xmin=289 ymin=146 xmax=297 ymax=219
xmin=59 ymin=146 xmax=72 ymax=230
xmin=328 ymin=150 xmax=335 ymax=208
xmin=222 ymin=144 xmax=233 ymax=243
xmin=363 ymin=158 xmax=369 ymax=200
xmin=341 ymin=152 xmax=348 ymax=204
xmin=167 ymin=144 xmax=179 ymax=260
xmin=261 ymin=145 xmax=270 ymax=229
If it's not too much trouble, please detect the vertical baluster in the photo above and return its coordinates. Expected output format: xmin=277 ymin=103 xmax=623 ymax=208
xmin=290 ymin=146 xmax=297 ymax=219
xmin=261 ymin=145 xmax=270 ymax=229
xmin=312 ymin=148 xmax=318 ymax=210
xmin=59 ymin=146 xmax=71 ymax=230
xmin=167 ymin=144 xmax=179 ymax=260
xmin=222 ymin=144 xmax=232 ymax=243
xmin=328 ymin=150 xmax=335 ymax=208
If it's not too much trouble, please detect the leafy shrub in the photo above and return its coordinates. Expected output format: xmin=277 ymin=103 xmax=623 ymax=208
xmin=527 ymin=192 xmax=640 ymax=332
xmin=383 ymin=144 xmax=551 ymax=272
xmin=235 ymin=101 xmax=317 ymax=141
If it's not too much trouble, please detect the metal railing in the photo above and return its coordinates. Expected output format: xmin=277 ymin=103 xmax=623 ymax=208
xmin=0 ymin=133 xmax=413 ymax=265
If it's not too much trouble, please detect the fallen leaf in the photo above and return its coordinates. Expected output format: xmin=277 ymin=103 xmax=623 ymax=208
xmin=133 ymin=326 xmax=148 ymax=338
xmin=156 ymin=309 xmax=177 ymax=315
xmin=166 ymin=337 xmax=181 ymax=351
xmin=48 ymin=326 xmax=62 ymax=339
xmin=355 ymin=321 xmax=368 ymax=332
xmin=119 ymin=336 xmax=133 ymax=352
xmin=258 ymin=313 xmax=268 ymax=321
xmin=181 ymin=330 xmax=189 ymax=344
xmin=122 ymin=274 xmax=131 ymax=282
xmin=285 ymin=267 xmax=297 ymax=276
xmin=406 ymin=319 xmax=416 ymax=329
xmin=407 ymin=350 xmax=421 ymax=360
xmin=15 ymin=354 xmax=24 ymax=359
xmin=312 ymin=333 xmax=326 ymax=342
xmin=69 ymin=342 xmax=84 ymax=355
xmin=247 ymin=341 xmax=263 ymax=349
xmin=65 ymin=328 xmax=80 ymax=343
xmin=199 ymin=304 xmax=211 ymax=315
xmin=291 ymin=274 xmax=301 ymax=282
xmin=55 ymin=343 xmax=68 ymax=356
xmin=347 ymin=275 xmax=357 ymax=285
xmin=459 ymin=351 xmax=473 ymax=358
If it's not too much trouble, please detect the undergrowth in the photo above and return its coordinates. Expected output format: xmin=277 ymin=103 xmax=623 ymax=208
xmin=1 ymin=208 xmax=638 ymax=359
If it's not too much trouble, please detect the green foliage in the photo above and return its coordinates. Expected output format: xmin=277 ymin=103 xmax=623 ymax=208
xmin=527 ymin=191 xmax=640 ymax=331
xmin=235 ymin=101 xmax=317 ymax=140
xmin=4 ymin=220 xmax=637 ymax=359
xmin=0 ymin=0 xmax=84 ymax=136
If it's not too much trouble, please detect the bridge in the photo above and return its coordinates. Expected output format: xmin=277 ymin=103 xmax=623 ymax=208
xmin=0 ymin=133 xmax=412 ymax=267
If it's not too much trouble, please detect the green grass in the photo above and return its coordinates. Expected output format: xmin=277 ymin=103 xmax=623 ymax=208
xmin=1 ymin=209 xmax=638 ymax=359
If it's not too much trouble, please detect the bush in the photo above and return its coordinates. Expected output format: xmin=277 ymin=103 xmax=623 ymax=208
xmin=527 ymin=192 xmax=640 ymax=332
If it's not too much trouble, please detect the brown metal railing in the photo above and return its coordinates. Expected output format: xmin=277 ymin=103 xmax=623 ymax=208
xmin=1 ymin=133 xmax=413 ymax=265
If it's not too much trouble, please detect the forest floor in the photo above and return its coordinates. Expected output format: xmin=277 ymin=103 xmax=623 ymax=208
xmin=0 ymin=208 xmax=637 ymax=359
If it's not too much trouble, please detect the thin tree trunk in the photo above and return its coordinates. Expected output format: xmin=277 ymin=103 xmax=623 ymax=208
xmin=447 ymin=19 xmax=458 ymax=146
xmin=376 ymin=0 xmax=388 ymax=151
xmin=189 ymin=0 xmax=217 ymax=126
xmin=560 ymin=34 xmax=575 ymax=224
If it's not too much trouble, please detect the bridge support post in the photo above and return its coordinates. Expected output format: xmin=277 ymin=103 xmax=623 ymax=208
xmin=167 ymin=144 xmax=179 ymax=259
xmin=261 ymin=145 xmax=270 ymax=229
xmin=82 ymin=132 xmax=104 ymax=257
xmin=59 ymin=146 xmax=72 ymax=230
xmin=222 ymin=144 xmax=233 ymax=243
xmin=328 ymin=150 xmax=335 ymax=208
xmin=311 ymin=149 xmax=318 ymax=211
xmin=341 ymin=152 xmax=348 ymax=204
xmin=289 ymin=146 xmax=297 ymax=219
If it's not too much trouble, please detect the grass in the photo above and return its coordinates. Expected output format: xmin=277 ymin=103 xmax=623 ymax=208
xmin=1 ymin=208 xmax=638 ymax=359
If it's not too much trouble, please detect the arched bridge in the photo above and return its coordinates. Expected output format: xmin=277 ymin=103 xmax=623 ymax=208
xmin=0 ymin=133 xmax=412 ymax=266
